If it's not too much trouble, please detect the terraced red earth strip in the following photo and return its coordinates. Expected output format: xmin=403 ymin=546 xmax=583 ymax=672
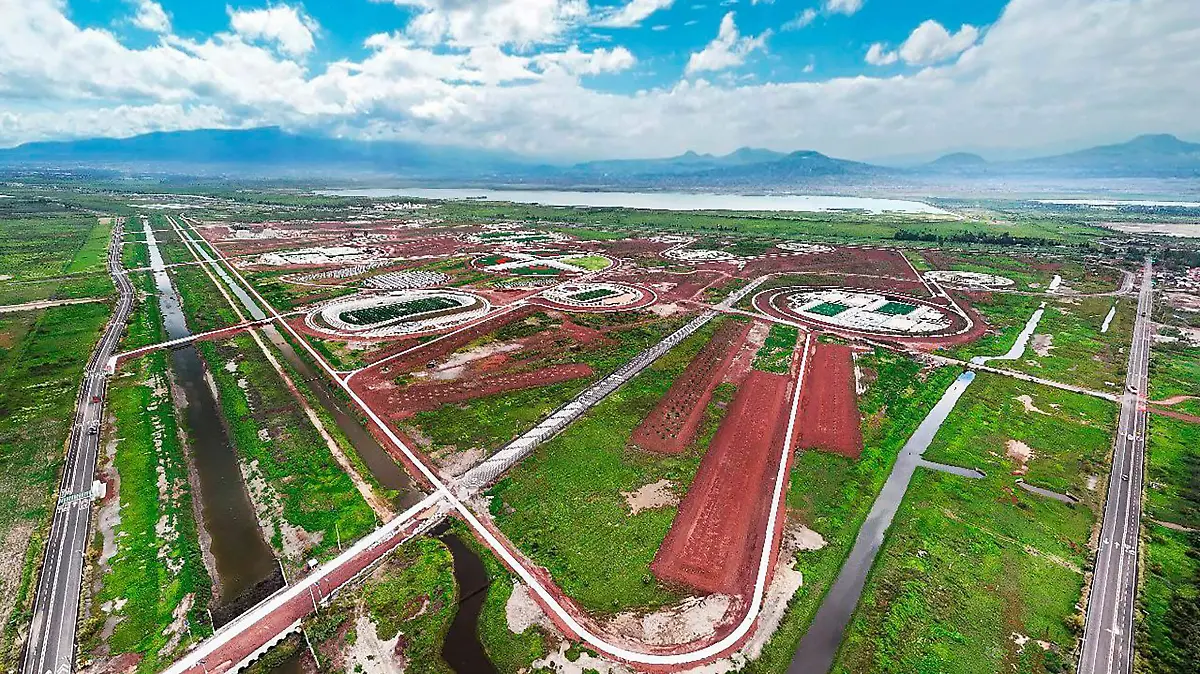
xmin=650 ymin=370 xmax=790 ymax=596
xmin=794 ymin=342 xmax=864 ymax=459
xmin=372 ymin=364 xmax=595 ymax=418
xmin=631 ymin=320 xmax=750 ymax=454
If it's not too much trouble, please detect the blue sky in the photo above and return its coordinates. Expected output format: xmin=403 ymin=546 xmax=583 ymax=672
xmin=2 ymin=1 xmax=1198 ymax=161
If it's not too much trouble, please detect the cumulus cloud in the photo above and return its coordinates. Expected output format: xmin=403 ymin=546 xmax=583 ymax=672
xmin=0 ymin=0 xmax=1198 ymax=164
xmin=131 ymin=0 xmax=170 ymax=33
xmin=227 ymin=5 xmax=319 ymax=58
xmin=596 ymin=0 xmax=674 ymax=28
xmin=535 ymin=46 xmax=636 ymax=75
xmin=385 ymin=0 xmax=590 ymax=48
xmin=866 ymin=20 xmax=978 ymax=67
xmin=685 ymin=12 xmax=771 ymax=74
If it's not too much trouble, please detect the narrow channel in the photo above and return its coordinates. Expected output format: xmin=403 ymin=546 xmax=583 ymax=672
xmin=175 ymin=219 xmax=423 ymax=507
xmin=434 ymin=523 xmax=497 ymax=674
xmin=144 ymin=221 xmax=282 ymax=623
xmin=787 ymin=371 xmax=977 ymax=674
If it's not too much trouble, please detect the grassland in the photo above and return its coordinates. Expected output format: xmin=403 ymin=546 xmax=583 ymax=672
xmin=958 ymin=296 xmax=1134 ymax=391
xmin=0 ymin=215 xmax=115 ymax=305
xmin=1148 ymin=340 xmax=1200 ymax=418
xmin=830 ymin=373 xmax=1117 ymax=674
xmin=78 ymin=351 xmax=212 ymax=673
xmin=1137 ymin=414 xmax=1199 ymax=674
xmin=486 ymin=318 xmax=734 ymax=613
xmin=747 ymin=351 xmax=961 ymax=673
xmin=198 ymin=335 xmax=376 ymax=567
xmin=304 ymin=536 xmax=457 ymax=674
xmin=753 ymin=323 xmax=800 ymax=374
xmin=0 ymin=303 xmax=109 ymax=668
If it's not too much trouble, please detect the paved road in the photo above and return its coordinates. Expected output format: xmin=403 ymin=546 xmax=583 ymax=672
xmin=1078 ymin=258 xmax=1153 ymax=674
xmin=22 ymin=218 xmax=134 ymax=674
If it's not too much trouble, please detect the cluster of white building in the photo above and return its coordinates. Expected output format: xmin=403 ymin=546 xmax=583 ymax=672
xmin=364 ymin=270 xmax=450 ymax=290
xmin=258 ymin=246 xmax=376 ymax=266
xmin=790 ymin=289 xmax=954 ymax=335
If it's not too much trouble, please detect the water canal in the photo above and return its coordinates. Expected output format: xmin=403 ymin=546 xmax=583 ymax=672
xmin=145 ymin=221 xmax=282 ymax=624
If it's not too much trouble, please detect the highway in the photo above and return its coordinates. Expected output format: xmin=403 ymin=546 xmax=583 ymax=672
xmin=22 ymin=218 xmax=134 ymax=674
xmin=1078 ymin=258 xmax=1153 ymax=674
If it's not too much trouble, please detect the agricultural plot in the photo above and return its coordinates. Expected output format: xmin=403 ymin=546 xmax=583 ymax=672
xmin=832 ymin=374 xmax=1117 ymax=674
xmin=794 ymin=342 xmax=864 ymax=458
xmin=0 ymin=215 xmax=115 ymax=304
xmin=486 ymin=318 xmax=734 ymax=613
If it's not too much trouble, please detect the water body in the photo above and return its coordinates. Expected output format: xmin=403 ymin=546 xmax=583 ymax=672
xmin=433 ymin=524 xmax=497 ymax=674
xmin=971 ymin=302 xmax=1046 ymax=365
xmin=317 ymin=187 xmax=950 ymax=215
xmin=144 ymin=223 xmax=281 ymax=619
xmin=1035 ymin=198 xmax=1200 ymax=208
xmin=1101 ymin=304 xmax=1117 ymax=334
xmin=177 ymin=222 xmax=423 ymax=505
xmin=787 ymin=371 xmax=977 ymax=674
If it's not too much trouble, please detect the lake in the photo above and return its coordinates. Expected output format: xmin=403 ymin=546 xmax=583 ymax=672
xmin=317 ymin=187 xmax=950 ymax=215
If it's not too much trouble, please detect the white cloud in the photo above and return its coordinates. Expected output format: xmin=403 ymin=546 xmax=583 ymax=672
xmin=596 ymin=0 xmax=674 ymax=28
xmin=385 ymin=0 xmax=590 ymax=48
xmin=783 ymin=8 xmax=818 ymax=31
xmin=685 ymin=12 xmax=770 ymax=74
xmin=131 ymin=0 xmax=170 ymax=33
xmin=228 ymin=5 xmax=319 ymax=58
xmin=1 ymin=0 xmax=1199 ymax=166
xmin=534 ymin=45 xmax=636 ymax=75
xmin=864 ymin=42 xmax=896 ymax=65
xmin=866 ymin=20 xmax=979 ymax=67
xmin=824 ymin=0 xmax=863 ymax=16
xmin=898 ymin=20 xmax=979 ymax=65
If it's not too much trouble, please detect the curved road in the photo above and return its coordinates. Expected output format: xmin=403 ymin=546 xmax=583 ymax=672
xmin=22 ymin=218 xmax=134 ymax=674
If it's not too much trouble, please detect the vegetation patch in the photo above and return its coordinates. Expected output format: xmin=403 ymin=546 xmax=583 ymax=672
xmin=753 ymin=323 xmax=799 ymax=374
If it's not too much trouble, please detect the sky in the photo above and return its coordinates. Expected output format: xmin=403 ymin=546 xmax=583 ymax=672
xmin=0 ymin=0 xmax=1198 ymax=161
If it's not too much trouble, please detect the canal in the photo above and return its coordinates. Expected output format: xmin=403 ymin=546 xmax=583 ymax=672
xmin=145 ymin=221 xmax=282 ymax=624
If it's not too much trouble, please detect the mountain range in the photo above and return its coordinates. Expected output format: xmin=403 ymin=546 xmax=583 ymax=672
xmin=2 ymin=127 xmax=1198 ymax=187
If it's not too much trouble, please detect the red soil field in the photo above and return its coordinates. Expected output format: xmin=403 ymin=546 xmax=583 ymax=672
xmin=651 ymin=370 xmax=790 ymax=596
xmin=631 ymin=321 xmax=750 ymax=454
xmin=794 ymin=342 xmax=864 ymax=458
xmin=367 ymin=364 xmax=594 ymax=419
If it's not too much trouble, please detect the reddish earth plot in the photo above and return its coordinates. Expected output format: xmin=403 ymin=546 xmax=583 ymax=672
xmin=631 ymin=321 xmax=750 ymax=454
xmin=651 ymin=370 xmax=790 ymax=596
xmin=794 ymin=342 xmax=864 ymax=458
xmin=742 ymin=246 xmax=915 ymax=279
xmin=367 ymin=364 xmax=594 ymax=419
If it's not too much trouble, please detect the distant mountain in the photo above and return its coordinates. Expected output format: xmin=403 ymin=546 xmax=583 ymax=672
xmin=1016 ymin=134 xmax=1200 ymax=177
xmin=927 ymin=152 xmax=988 ymax=169
xmin=569 ymin=147 xmax=787 ymax=177
xmin=0 ymin=127 xmax=534 ymax=178
xmin=1 ymin=127 xmax=1197 ymax=185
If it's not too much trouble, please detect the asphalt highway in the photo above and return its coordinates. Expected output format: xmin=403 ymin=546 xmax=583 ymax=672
xmin=1078 ymin=258 xmax=1153 ymax=674
xmin=22 ymin=218 xmax=134 ymax=674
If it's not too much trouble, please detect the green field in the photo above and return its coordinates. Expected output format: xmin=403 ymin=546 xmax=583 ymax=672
xmin=809 ymin=301 xmax=851 ymax=317
xmin=877 ymin=301 xmax=917 ymax=315
xmin=340 ymin=296 xmax=460 ymax=326
xmin=486 ymin=318 xmax=733 ymax=613
xmin=560 ymin=254 xmax=612 ymax=271
xmin=1138 ymin=415 xmax=1199 ymax=674
xmin=79 ymin=351 xmax=212 ymax=673
xmin=0 ymin=215 xmax=115 ymax=304
xmin=753 ymin=323 xmax=800 ymax=374
xmin=304 ymin=536 xmax=457 ymax=674
xmin=1148 ymin=340 xmax=1200 ymax=418
xmin=956 ymin=296 xmax=1134 ymax=391
xmin=0 ymin=303 xmax=109 ymax=668
xmin=831 ymin=374 xmax=1117 ymax=674
xmin=568 ymin=288 xmax=618 ymax=302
